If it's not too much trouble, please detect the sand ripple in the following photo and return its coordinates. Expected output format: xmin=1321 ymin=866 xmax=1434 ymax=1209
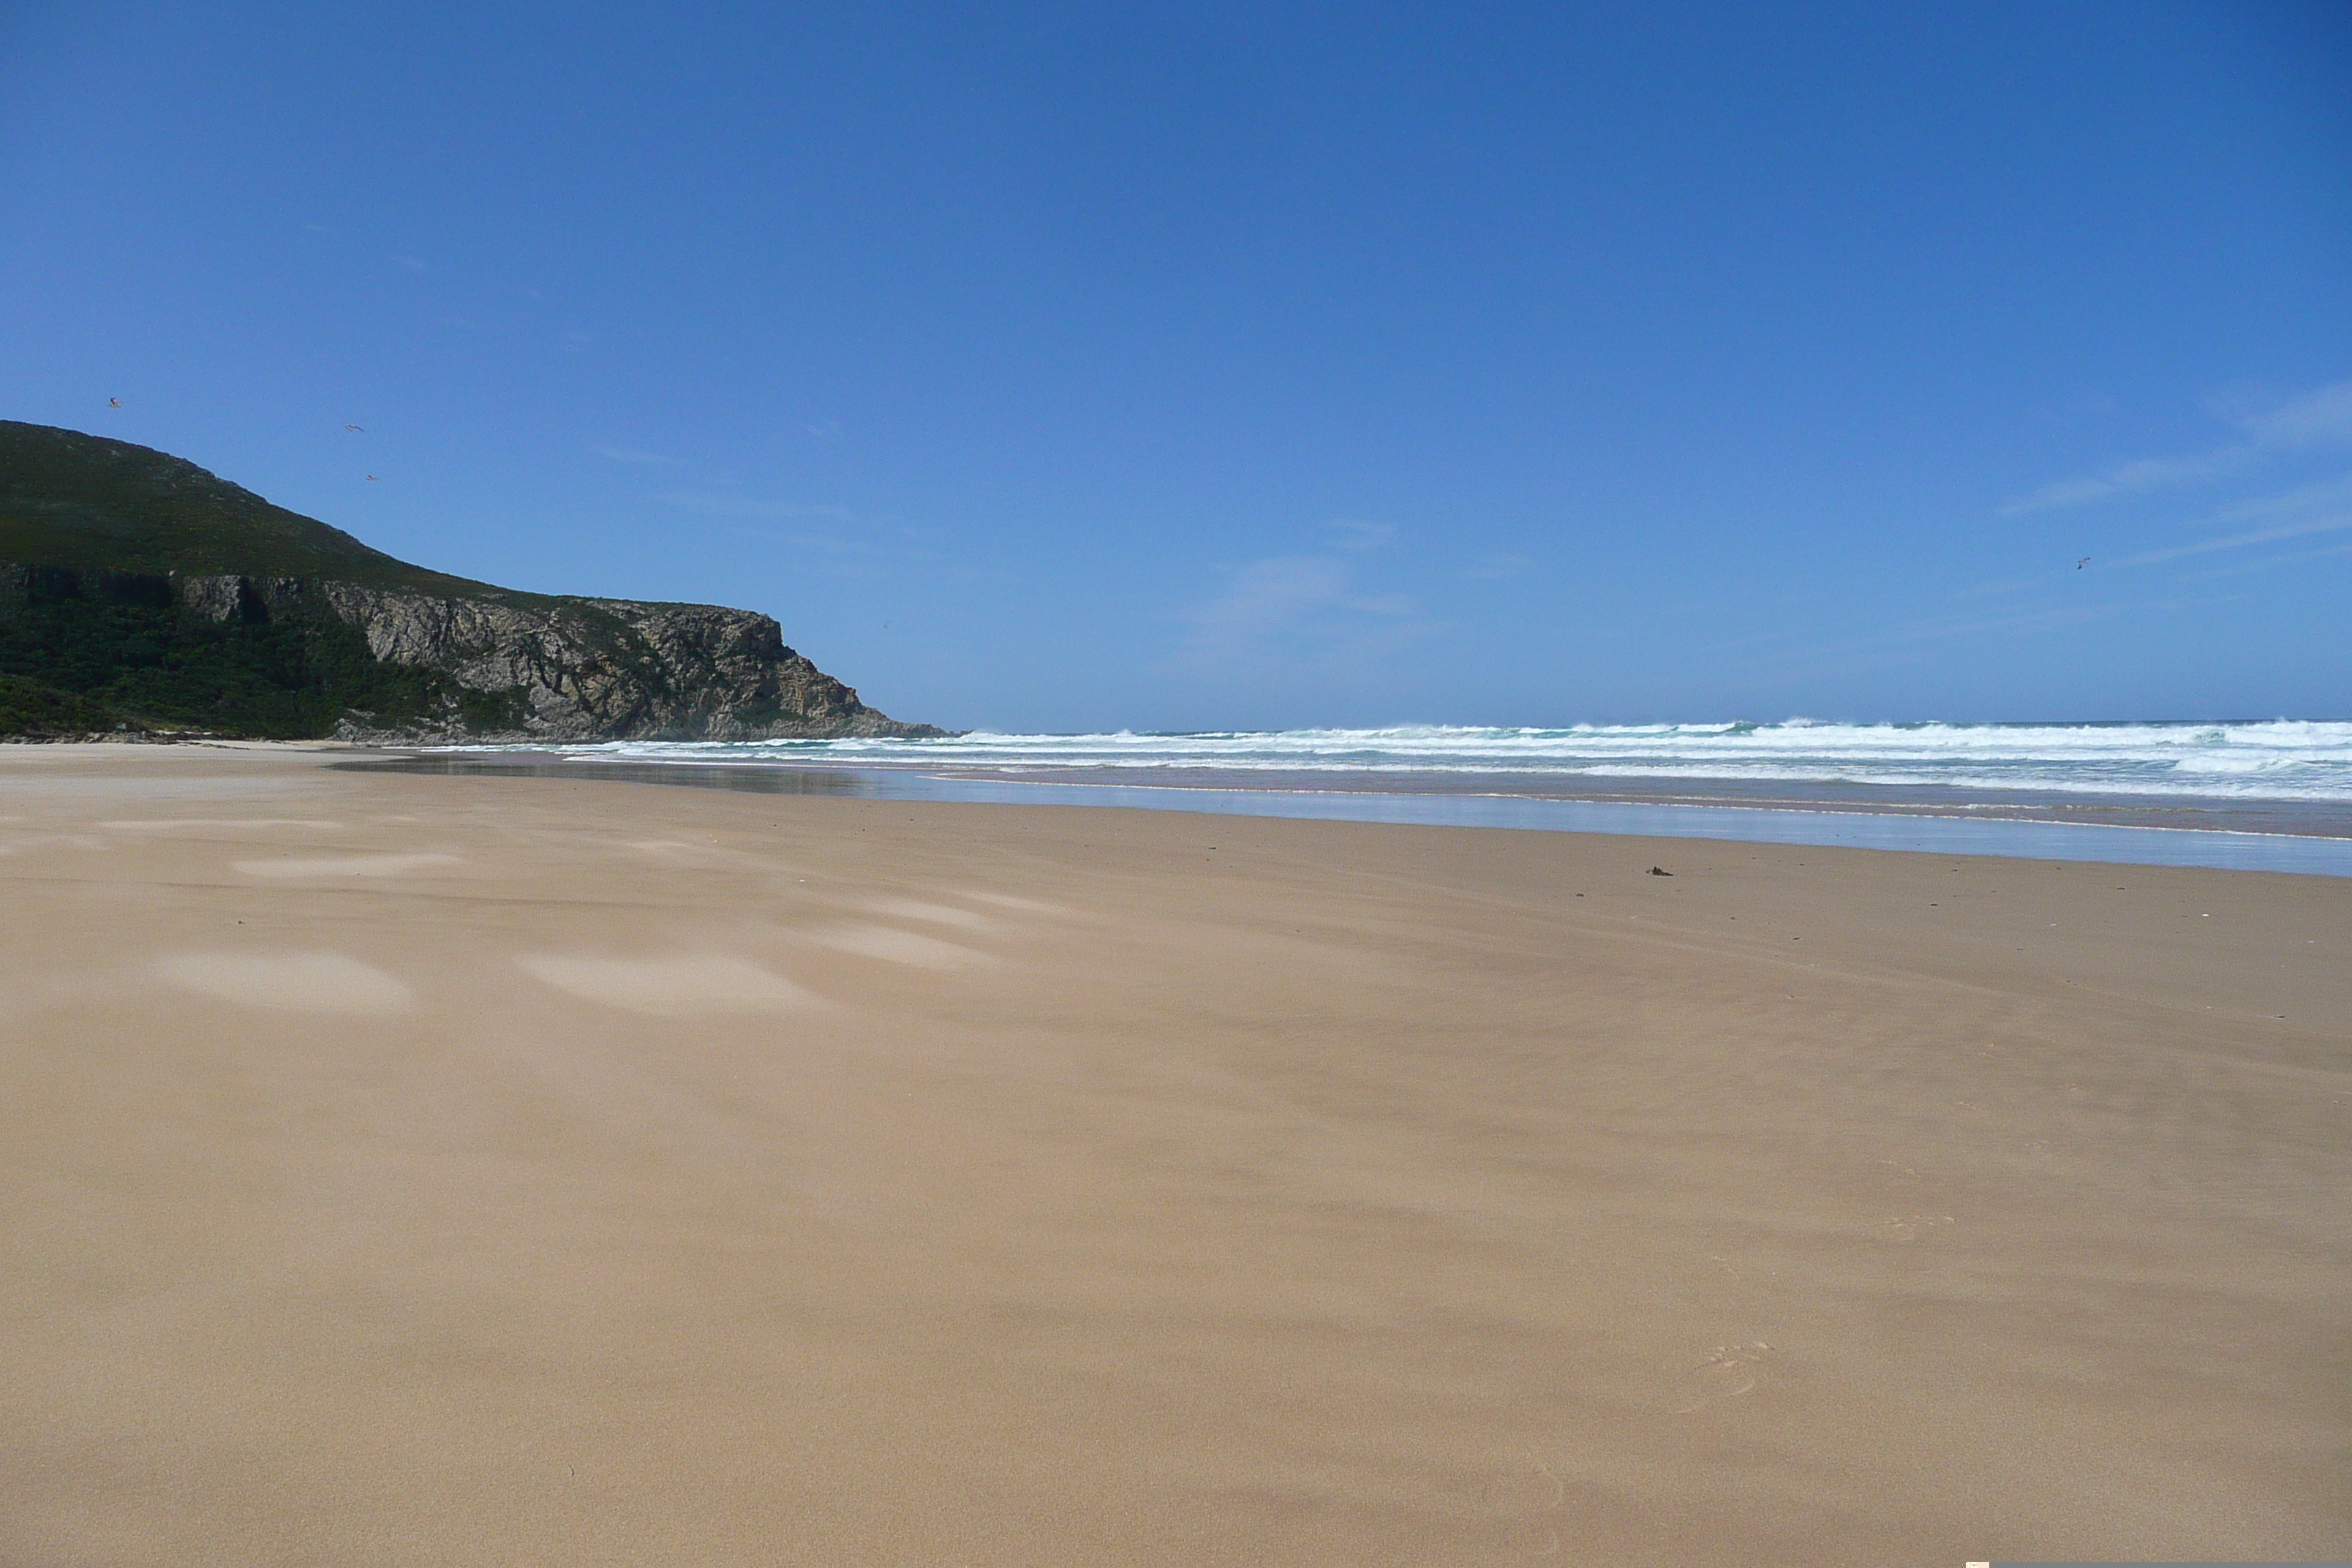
xmin=807 ymin=924 xmax=990 ymax=969
xmin=866 ymin=897 xmax=989 ymax=927
xmin=157 ymin=951 xmax=415 ymax=1013
xmin=231 ymin=852 xmax=463 ymax=878
xmin=516 ymin=953 xmax=814 ymax=1013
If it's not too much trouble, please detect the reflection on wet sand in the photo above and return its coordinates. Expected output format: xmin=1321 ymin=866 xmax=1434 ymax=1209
xmin=341 ymin=754 xmax=2352 ymax=876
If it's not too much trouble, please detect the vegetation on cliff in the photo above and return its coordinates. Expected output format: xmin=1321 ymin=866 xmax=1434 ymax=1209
xmin=0 ymin=565 xmax=519 ymax=738
xmin=0 ymin=421 xmax=505 ymax=595
xmin=0 ymin=421 xmax=933 ymax=741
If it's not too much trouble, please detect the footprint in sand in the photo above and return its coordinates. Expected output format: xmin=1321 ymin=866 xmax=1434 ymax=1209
xmin=158 ymin=951 xmax=414 ymax=1014
xmin=516 ymin=954 xmax=815 ymax=1014
xmin=230 ymin=852 xmax=462 ymax=879
xmin=1882 ymin=1214 xmax=1955 ymax=1242
xmin=1673 ymin=1341 xmax=1774 ymax=1412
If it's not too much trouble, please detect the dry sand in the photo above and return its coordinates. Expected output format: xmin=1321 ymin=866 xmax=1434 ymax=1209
xmin=1 ymin=742 xmax=2345 ymax=1566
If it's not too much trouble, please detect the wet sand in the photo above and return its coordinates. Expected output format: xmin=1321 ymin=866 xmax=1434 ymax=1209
xmin=362 ymin=750 xmax=2352 ymax=839
xmin=951 ymin=763 xmax=2352 ymax=838
xmin=3 ymin=742 xmax=2347 ymax=1565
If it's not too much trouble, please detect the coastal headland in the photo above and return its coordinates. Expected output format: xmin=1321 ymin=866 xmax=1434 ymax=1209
xmin=0 ymin=421 xmax=941 ymax=742
xmin=3 ymin=742 xmax=2345 ymax=1565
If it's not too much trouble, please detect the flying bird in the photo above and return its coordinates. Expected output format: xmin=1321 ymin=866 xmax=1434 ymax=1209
xmin=344 ymin=423 xmax=363 ymax=432
xmin=2077 ymin=557 xmax=2091 ymax=569
xmin=108 ymin=397 xmax=120 ymax=408
xmin=366 ymin=475 xmax=381 ymax=482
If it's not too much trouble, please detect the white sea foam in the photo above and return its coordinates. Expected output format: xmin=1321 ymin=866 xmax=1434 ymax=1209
xmin=511 ymin=720 xmax=2352 ymax=804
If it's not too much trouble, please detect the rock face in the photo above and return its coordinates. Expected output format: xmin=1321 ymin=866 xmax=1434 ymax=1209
xmin=0 ymin=422 xmax=942 ymax=742
xmin=170 ymin=572 xmax=940 ymax=742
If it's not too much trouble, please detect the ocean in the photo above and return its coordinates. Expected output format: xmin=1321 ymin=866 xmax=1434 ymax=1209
xmin=564 ymin=719 xmax=2352 ymax=803
xmin=394 ymin=719 xmax=2352 ymax=876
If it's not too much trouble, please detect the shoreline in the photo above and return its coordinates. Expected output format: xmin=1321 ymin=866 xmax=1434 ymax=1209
xmin=346 ymin=750 xmax=2352 ymax=876
xmin=377 ymin=747 xmax=2352 ymax=834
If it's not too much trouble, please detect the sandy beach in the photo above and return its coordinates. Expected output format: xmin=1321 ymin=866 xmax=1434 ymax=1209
xmin=2 ymin=742 xmax=2345 ymax=1566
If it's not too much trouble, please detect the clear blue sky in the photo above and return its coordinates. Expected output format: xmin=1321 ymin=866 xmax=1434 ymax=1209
xmin=4 ymin=2 xmax=2347 ymax=730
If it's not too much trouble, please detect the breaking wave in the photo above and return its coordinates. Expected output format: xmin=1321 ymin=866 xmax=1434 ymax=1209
xmin=554 ymin=719 xmax=2352 ymax=803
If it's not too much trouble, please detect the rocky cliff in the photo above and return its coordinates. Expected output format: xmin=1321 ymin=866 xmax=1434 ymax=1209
xmin=0 ymin=421 xmax=941 ymax=742
xmin=175 ymin=573 xmax=930 ymax=741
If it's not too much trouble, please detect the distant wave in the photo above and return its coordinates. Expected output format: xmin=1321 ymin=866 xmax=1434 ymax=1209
xmin=531 ymin=719 xmax=2352 ymax=803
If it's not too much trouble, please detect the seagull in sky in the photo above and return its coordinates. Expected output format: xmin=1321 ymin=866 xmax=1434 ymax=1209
xmin=2077 ymin=557 xmax=2091 ymax=569
xmin=108 ymin=397 xmax=120 ymax=407
xmin=366 ymin=474 xmax=381 ymax=482
xmin=344 ymin=423 xmax=363 ymax=432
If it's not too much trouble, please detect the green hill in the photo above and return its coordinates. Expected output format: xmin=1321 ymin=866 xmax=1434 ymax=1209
xmin=1 ymin=421 xmax=938 ymax=743
xmin=0 ymin=421 xmax=506 ymax=595
xmin=0 ymin=421 xmax=530 ymax=736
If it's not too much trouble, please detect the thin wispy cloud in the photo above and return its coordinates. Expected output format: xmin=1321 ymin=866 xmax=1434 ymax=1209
xmin=1169 ymin=555 xmax=1433 ymax=682
xmin=1326 ymin=519 xmax=1397 ymax=551
xmin=656 ymin=490 xmax=943 ymax=578
xmin=772 ymin=532 xmax=871 ymax=556
xmin=789 ymin=534 xmax=947 ymax=578
xmin=657 ymin=490 xmax=854 ymax=521
xmin=2114 ymin=512 xmax=2352 ymax=568
xmin=1747 ymin=596 xmax=2217 ymax=685
xmin=1948 ymin=574 xmax=2053 ymax=600
xmin=2225 ymin=380 xmax=2352 ymax=448
xmin=1463 ymin=552 xmax=1533 ymax=581
xmin=2205 ymin=470 xmax=2352 ymax=522
xmin=2110 ymin=472 xmax=2352 ymax=568
xmin=2182 ymin=540 xmax=2352 ymax=580
xmin=2002 ymin=377 xmax=2352 ymax=513
xmin=1959 ymin=471 xmax=2352 ymax=597
xmin=598 ymin=446 xmax=686 ymax=466
xmin=2002 ymin=448 xmax=2255 ymax=513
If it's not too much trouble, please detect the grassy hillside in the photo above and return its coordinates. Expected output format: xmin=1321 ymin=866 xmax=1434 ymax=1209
xmin=0 ymin=423 xmax=527 ymax=736
xmin=0 ymin=421 xmax=903 ymax=742
xmin=0 ymin=421 xmax=513 ymax=595
xmin=0 ymin=565 xmax=529 ymax=737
